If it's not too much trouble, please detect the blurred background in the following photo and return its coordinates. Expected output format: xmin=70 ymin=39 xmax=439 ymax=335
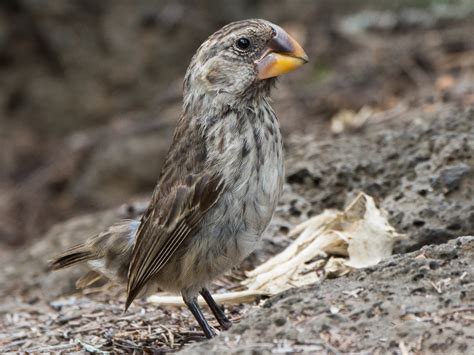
xmin=1 ymin=0 xmax=473 ymax=247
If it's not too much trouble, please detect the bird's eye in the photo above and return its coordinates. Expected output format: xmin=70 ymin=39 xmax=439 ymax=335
xmin=236 ymin=37 xmax=251 ymax=50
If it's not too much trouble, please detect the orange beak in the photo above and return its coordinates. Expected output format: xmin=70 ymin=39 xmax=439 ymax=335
xmin=256 ymin=24 xmax=309 ymax=80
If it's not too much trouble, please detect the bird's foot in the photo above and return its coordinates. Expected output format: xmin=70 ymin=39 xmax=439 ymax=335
xmin=200 ymin=288 xmax=233 ymax=330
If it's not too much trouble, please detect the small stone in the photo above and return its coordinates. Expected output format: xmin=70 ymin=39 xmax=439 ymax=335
xmin=274 ymin=317 xmax=287 ymax=326
xmin=431 ymin=163 xmax=472 ymax=193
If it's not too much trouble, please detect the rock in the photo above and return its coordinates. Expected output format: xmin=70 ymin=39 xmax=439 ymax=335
xmin=180 ymin=236 xmax=474 ymax=354
xmin=431 ymin=163 xmax=472 ymax=194
xmin=285 ymin=106 xmax=474 ymax=252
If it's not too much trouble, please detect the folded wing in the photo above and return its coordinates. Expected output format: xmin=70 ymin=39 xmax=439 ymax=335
xmin=125 ymin=173 xmax=224 ymax=309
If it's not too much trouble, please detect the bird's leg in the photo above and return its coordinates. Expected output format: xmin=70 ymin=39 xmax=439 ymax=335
xmin=200 ymin=288 xmax=232 ymax=330
xmin=182 ymin=294 xmax=216 ymax=339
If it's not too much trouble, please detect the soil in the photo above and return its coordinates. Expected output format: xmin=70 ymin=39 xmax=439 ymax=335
xmin=0 ymin=1 xmax=473 ymax=353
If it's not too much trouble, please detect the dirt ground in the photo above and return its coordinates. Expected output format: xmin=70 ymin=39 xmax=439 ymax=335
xmin=0 ymin=1 xmax=473 ymax=353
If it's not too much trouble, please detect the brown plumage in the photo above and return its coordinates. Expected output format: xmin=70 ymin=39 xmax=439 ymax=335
xmin=50 ymin=19 xmax=308 ymax=338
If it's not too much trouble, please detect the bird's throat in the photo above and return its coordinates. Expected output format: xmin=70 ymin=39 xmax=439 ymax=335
xmin=183 ymin=77 xmax=276 ymax=118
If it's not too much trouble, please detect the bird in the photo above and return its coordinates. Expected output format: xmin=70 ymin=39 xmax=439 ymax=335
xmin=50 ymin=19 xmax=308 ymax=339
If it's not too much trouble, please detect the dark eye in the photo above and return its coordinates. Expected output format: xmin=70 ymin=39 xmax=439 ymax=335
xmin=236 ymin=37 xmax=251 ymax=50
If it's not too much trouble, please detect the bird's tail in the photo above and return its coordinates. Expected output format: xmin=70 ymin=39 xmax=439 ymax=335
xmin=49 ymin=219 xmax=139 ymax=289
xmin=49 ymin=243 xmax=96 ymax=270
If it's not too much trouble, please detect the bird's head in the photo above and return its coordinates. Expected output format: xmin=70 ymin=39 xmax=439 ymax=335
xmin=183 ymin=19 xmax=308 ymax=111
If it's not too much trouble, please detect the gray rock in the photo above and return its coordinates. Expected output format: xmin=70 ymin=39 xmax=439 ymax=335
xmin=180 ymin=236 xmax=474 ymax=354
xmin=285 ymin=106 xmax=474 ymax=253
xmin=431 ymin=163 xmax=472 ymax=193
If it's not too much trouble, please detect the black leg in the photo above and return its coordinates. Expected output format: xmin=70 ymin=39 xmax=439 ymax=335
xmin=200 ymin=288 xmax=232 ymax=330
xmin=183 ymin=295 xmax=216 ymax=339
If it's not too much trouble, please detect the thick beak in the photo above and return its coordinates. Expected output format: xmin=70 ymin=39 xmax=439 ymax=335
xmin=256 ymin=24 xmax=309 ymax=80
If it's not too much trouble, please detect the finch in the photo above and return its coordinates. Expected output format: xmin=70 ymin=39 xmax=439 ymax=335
xmin=50 ymin=19 xmax=308 ymax=338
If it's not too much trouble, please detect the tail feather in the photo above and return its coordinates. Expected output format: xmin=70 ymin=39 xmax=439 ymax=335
xmin=49 ymin=244 xmax=95 ymax=270
xmin=76 ymin=270 xmax=103 ymax=288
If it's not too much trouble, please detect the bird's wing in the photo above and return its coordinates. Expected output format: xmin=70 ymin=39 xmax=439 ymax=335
xmin=125 ymin=173 xmax=224 ymax=309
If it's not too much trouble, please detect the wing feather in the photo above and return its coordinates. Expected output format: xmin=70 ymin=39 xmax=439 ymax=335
xmin=125 ymin=174 xmax=224 ymax=309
